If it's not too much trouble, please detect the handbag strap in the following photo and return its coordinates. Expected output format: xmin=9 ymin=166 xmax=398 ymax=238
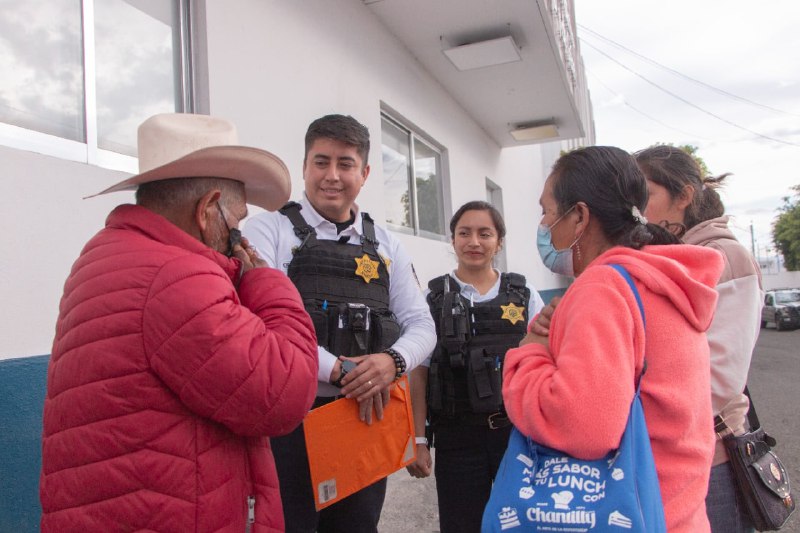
xmin=608 ymin=264 xmax=647 ymax=387
xmin=609 ymin=264 xmax=645 ymax=328
xmin=714 ymin=386 xmax=778 ymax=447
xmin=742 ymin=386 xmax=761 ymax=431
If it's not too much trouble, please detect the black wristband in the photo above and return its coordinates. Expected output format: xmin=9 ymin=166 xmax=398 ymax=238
xmin=383 ymin=347 xmax=406 ymax=380
xmin=331 ymin=366 xmax=348 ymax=388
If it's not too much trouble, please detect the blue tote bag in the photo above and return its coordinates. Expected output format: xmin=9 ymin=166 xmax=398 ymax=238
xmin=482 ymin=265 xmax=666 ymax=532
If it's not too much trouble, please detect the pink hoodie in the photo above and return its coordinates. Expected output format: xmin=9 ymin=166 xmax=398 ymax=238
xmin=503 ymin=244 xmax=723 ymax=533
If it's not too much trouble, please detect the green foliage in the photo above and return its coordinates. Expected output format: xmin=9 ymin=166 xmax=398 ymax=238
xmin=647 ymin=142 xmax=711 ymax=176
xmin=773 ymin=185 xmax=800 ymax=271
xmin=416 ymin=174 xmax=444 ymax=234
xmin=677 ymin=144 xmax=711 ymax=176
xmin=559 ymin=146 xmax=583 ymax=157
xmin=401 ymin=174 xmax=444 ymax=235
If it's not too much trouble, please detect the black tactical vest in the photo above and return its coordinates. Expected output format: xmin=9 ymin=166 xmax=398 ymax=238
xmin=426 ymin=273 xmax=530 ymax=419
xmin=280 ymin=202 xmax=401 ymax=356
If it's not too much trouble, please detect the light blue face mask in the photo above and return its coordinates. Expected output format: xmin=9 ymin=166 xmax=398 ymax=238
xmin=537 ymin=206 xmax=579 ymax=277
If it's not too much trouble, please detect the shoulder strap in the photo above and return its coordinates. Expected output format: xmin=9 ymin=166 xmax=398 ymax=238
xmin=279 ymin=201 xmax=316 ymax=251
xmin=360 ymin=212 xmax=380 ymax=256
xmin=742 ymin=386 xmax=762 ymax=432
xmin=714 ymin=387 xmax=773 ymax=443
xmin=608 ymin=264 xmax=645 ymax=328
xmin=501 ymin=272 xmax=530 ymax=304
xmin=609 ymin=264 xmax=647 ymax=386
xmin=427 ymin=274 xmax=460 ymax=296
xmin=504 ymin=272 xmax=527 ymax=289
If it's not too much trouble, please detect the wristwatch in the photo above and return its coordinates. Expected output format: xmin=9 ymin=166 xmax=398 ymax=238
xmin=332 ymin=359 xmax=357 ymax=388
xmin=383 ymin=348 xmax=406 ymax=380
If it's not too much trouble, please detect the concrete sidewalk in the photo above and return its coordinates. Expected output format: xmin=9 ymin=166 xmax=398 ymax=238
xmin=378 ymin=327 xmax=800 ymax=533
xmin=378 ymin=456 xmax=440 ymax=533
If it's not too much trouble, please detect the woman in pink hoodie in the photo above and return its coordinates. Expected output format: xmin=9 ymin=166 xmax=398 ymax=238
xmin=503 ymin=146 xmax=724 ymax=532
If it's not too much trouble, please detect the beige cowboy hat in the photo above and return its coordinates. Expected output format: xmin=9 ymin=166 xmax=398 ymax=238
xmin=88 ymin=113 xmax=290 ymax=211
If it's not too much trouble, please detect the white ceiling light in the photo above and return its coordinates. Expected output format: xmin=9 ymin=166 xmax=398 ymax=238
xmin=510 ymin=122 xmax=559 ymax=142
xmin=443 ymin=36 xmax=521 ymax=71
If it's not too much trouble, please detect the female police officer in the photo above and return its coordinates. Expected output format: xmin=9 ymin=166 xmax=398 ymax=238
xmin=406 ymin=200 xmax=544 ymax=533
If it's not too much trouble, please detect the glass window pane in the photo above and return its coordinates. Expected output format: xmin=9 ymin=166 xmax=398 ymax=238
xmin=381 ymin=117 xmax=412 ymax=229
xmin=414 ymin=138 xmax=444 ymax=235
xmin=95 ymin=0 xmax=178 ymax=156
xmin=0 ymin=1 xmax=84 ymax=141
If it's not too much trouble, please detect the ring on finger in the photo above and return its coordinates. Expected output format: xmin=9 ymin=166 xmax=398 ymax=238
xmin=368 ymin=380 xmax=373 ymax=387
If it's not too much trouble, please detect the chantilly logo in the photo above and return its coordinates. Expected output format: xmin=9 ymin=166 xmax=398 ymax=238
xmin=522 ymin=490 xmax=598 ymax=528
xmin=552 ymin=490 xmax=573 ymax=509
xmin=526 ymin=507 xmax=597 ymax=529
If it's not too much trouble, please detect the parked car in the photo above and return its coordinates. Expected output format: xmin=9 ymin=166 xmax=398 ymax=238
xmin=761 ymin=289 xmax=800 ymax=330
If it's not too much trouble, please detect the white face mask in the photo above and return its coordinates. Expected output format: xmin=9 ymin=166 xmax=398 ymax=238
xmin=536 ymin=206 xmax=581 ymax=277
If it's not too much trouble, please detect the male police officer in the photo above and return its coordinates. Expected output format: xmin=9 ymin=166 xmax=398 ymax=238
xmin=244 ymin=114 xmax=436 ymax=533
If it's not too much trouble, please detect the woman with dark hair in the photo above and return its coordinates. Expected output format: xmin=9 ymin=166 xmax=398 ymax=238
xmin=636 ymin=145 xmax=763 ymax=533
xmin=503 ymin=146 xmax=723 ymax=532
xmin=406 ymin=200 xmax=544 ymax=533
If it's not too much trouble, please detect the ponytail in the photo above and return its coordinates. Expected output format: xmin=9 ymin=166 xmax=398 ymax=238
xmin=689 ymin=173 xmax=730 ymax=227
xmin=618 ymin=221 xmax=681 ymax=249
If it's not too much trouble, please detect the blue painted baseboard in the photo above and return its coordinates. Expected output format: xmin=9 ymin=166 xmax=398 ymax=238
xmin=538 ymin=287 xmax=567 ymax=304
xmin=0 ymin=289 xmax=567 ymax=531
xmin=0 ymin=355 xmax=48 ymax=532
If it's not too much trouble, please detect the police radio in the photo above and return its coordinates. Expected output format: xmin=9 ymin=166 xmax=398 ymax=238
xmin=441 ymin=276 xmax=470 ymax=367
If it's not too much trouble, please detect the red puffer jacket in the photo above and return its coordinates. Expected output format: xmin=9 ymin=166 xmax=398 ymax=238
xmin=40 ymin=204 xmax=318 ymax=532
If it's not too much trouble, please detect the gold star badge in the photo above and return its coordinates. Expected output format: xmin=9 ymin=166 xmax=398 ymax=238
xmin=354 ymin=254 xmax=380 ymax=283
xmin=500 ymin=303 xmax=525 ymax=325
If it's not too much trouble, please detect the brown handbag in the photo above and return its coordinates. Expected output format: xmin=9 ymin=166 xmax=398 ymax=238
xmin=717 ymin=387 xmax=795 ymax=531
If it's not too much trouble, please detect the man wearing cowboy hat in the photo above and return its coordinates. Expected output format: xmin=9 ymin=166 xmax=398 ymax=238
xmin=40 ymin=113 xmax=319 ymax=532
xmin=244 ymin=114 xmax=436 ymax=533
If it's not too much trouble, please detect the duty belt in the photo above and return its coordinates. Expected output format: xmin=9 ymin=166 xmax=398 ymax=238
xmin=435 ymin=411 xmax=511 ymax=429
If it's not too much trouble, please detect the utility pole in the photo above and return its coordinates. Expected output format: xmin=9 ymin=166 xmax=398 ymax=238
xmin=750 ymin=221 xmax=757 ymax=258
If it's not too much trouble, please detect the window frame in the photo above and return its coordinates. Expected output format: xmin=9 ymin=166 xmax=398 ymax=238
xmin=0 ymin=0 xmax=196 ymax=174
xmin=485 ymin=177 xmax=508 ymax=272
xmin=379 ymin=108 xmax=450 ymax=241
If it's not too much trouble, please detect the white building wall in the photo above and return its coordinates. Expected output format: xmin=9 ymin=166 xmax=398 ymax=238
xmin=203 ymin=0 xmax=567 ymax=289
xmin=495 ymin=144 xmax=573 ymax=292
xmin=762 ymin=271 xmax=800 ymax=291
xmin=1 ymin=0 xmax=583 ymax=361
xmin=1 ymin=145 xmax=133 ymax=360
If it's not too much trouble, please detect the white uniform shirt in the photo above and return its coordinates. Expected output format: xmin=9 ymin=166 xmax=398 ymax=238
xmin=421 ymin=269 xmax=545 ymax=367
xmin=244 ymin=195 xmax=436 ymax=397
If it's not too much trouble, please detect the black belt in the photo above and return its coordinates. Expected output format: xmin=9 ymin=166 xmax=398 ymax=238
xmin=434 ymin=411 xmax=511 ymax=430
xmin=312 ymin=395 xmax=342 ymax=409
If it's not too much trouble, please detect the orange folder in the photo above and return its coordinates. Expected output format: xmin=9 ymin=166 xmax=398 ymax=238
xmin=303 ymin=376 xmax=416 ymax=510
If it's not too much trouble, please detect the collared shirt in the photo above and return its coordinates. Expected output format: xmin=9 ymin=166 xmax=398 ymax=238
xmin=244 ymin=195 xmax=436 ymax=397
xmin=420 ymin=269 xmax=545 ymax=367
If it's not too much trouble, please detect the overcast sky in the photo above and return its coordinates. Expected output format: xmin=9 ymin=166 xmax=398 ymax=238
xmin=574 ymin=0 xmax=800 ymax=260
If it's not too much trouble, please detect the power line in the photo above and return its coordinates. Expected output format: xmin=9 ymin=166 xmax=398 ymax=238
xmin=578 ymin=24 xmax=800 ymax=118
xmin=587 ymin=70 xmax=717 ymax=142
xmin=580 ymin=39 xmax=800 ymax=147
